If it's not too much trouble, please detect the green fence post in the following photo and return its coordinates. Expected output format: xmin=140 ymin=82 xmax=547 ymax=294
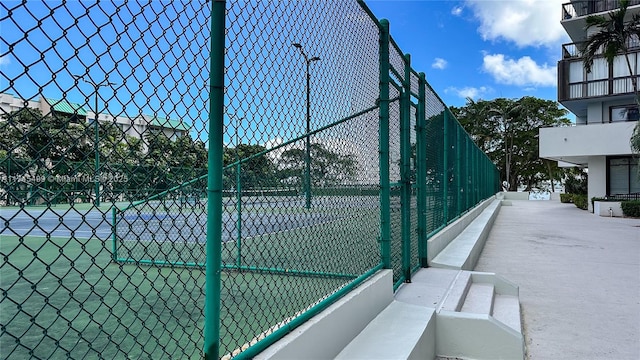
xmin=236 ymin=161 xmax=242 ymax=268
xmin=205 ymin=1 xmax=225 ymax=359
xmin=474 ymin=147 xmax=479 ymax=204
xmin=468 ymin=138 xmax=473 ymax=208
xmin=417 ymin=72 xmax=427 ymax=267
xmin=443 ymin=109 xmax=449 ymax=223
xmin=456 ymin=124 xmax=462 ymax=216
xmin=111 ymin=206 xmax=118 ymax=262
xmin=378 ymin=19 xmax=391 ymax=269
xmin=400 ymin=53 xmax=411 ymax=282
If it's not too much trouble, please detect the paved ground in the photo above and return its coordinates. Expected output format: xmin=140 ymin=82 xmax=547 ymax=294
xmin=475 ymin=200 xmax=640 ymax=360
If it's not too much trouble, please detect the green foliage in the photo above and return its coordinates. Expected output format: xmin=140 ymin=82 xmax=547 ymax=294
xmin=621 ymin=200 xmax=640 ymax=217
xmin=573 ymin=194 xmax=588 ymax=210
xmin=278 ymin=143 xmax=358 ymax=189
xmin=560 ymin=193 xmax=573 ymax=203
xmin=224 ymin=144 xmax=277 ymax=189
xmin=450 ymin=96 xmax=570 ymax=191
xmin=564 ymin=168 xmax=588 ymax=195
xmin=0 ymin=108 xmax=210 ymax=204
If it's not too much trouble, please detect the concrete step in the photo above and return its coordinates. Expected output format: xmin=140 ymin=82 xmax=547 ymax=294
xmin=492 ymin=294 xmax=522 ymax=333
xmin=336 ymin=300 xmax=436 ymax=360
xmin=435 ymin=271 xmax=524 ymax=360
xmin=460 ymin=283 xmax=495 ymax=315
xmin=439 ymin=270 xmax=472 ymax=312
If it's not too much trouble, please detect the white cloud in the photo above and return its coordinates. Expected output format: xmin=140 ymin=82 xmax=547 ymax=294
xmin=465 ymin=0 xmax=568 ymax=48
xmin=451 ymin=6 xmax=463 ymax=16
xmin=0 ymin=55 xmax=9 ymax=67
xmin=432 ymin=58 xmax=448 ymax=70
xmin=445 ymin=86 xmax=492 ymax=99
xmin=482 ymin=53 xmax=556 ymax=87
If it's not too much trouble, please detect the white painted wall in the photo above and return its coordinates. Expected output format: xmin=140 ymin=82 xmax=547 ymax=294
xmin=539 ymin=122 xmax=636 ymax=160
xmin=587 ymin=156 xmax=607 ymax=212
xmin=587 ymin=102 xmax=603 ymax=124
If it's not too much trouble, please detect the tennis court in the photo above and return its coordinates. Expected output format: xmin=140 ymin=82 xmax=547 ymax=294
xmin=113 ymin=194 xmax=381 ymax=271
xmin=1 ymin=194 xmax=381 ymax=358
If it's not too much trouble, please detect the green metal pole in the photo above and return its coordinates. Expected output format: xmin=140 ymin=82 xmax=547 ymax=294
xmin=305 ymin=59 xmax=312 ymax=209
xmin=417 ymin=72 xmax=427 ymax=267
xmin=378 ymin=19 xmax=391 ymax=269
xmin=474 ymin=147 xmax=479 ymax=204
xmin=456 ymin=124 xmax=462 ymax=216
xmin=236 ymin=143 xmax=242 ymax=269
xmin=443 ymin=110 xmax=449 ymax=223
xmin=204 ymin=1 xmax=225 ymax=359
xmin=94 ymin=91 xmax=100 ymax=207
xmin=111 ymin=206 xmax=117 ymax=261
xmin=468 ymin=137 xmax=473 ymax=209
xmin=234 ymin=115 xmax=243 ymax=269
xmin=400 ymin=53 xmax=411 ymax=282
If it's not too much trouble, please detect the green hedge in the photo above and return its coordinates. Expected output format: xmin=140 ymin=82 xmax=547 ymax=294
xmin=560 ymin=193 xmax=573 ymax=203
xmin=621 ymin=200 xmax=640 ymax=217
xmin=573 ymin=194 xmax=588 ymax=210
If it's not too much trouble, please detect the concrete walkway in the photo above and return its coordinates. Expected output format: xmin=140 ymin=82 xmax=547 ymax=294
xmin=474 ymin=200 xmax=640 ymax=360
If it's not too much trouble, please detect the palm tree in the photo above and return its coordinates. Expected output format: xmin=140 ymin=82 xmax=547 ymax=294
xmin=583 ymin=0 xmax=640 ymax=159
xmin=583 ymin=0 xmax=640 ymax=104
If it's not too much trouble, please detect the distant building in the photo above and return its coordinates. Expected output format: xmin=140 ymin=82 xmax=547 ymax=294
xmin=540 ymin=0 xmax=640 ymax=209
xmin=0 ymin=93 xmax=190 ymax=150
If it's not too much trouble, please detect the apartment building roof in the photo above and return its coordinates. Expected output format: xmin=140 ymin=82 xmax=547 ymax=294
xmin=45 ymin=98 xmax=87 ymax=116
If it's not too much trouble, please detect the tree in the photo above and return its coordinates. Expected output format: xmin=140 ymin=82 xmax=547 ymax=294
xmin=583 ymin=0 xmax=640 ymax=164
xmin=278 ymin=143 xmax=357 ymax=188
xmin=451 ymin=97 xmax=570 ymax=191
xmin=0 ymin=108 xmax=98 ymax=204
xmin=224 ymin=144 xmax=277 ymax=189
xmin=143 ymin=132 xmax=208 ymax=194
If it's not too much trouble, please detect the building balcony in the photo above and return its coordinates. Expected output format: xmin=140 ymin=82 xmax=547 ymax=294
xmin=558 ymin=73 xmax=639 ymax=101
xmin=539 ymin=121 xmax=637 ymax=166
xmin=558 ymin=41 xmax=640 ymax=114
xmin=561 ymin=0 xmax=640 ymax=21
xmin=561 ymin=1 xmax=640 ymax=42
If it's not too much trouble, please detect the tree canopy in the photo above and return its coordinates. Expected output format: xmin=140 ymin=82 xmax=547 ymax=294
xmin=450 ymin=96 xmax=571 ymax=191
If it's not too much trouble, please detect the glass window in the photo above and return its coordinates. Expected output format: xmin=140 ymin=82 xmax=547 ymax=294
xmin=610 ymin=105 xmax=639 ymax=122
xmin=608 ymin=157 xmax=640 ymax=195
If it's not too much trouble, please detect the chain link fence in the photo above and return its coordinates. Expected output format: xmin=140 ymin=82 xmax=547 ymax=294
xmin=1 ymin=1 xmax=499 ymax=359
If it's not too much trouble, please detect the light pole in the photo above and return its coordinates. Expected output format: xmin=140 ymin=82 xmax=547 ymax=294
xmin=229 ymin=113 xmax=244 ymax=268
xmin=292 ymin=43 xmax=320 ymax=209
xmin=73 ymin=74 xmax=116 ymax=207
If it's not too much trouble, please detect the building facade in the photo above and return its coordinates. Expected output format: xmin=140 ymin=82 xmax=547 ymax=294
xmin=540 ymin=0 xmax=640 ymax=208
xmin=0 ymin=93 xmax=189 ymax=150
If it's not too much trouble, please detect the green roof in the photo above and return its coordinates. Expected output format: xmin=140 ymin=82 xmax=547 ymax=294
xmin=147 ymin=115 xmax=190 ymax=131
xmin=46 ymin=98 xmax=87 ymax=116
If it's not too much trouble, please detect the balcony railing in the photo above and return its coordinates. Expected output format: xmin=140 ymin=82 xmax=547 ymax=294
xmin=559 ymin=73 xmax=640 ymax=101
xmin=562 ymin=37 xmax=640 ymax=59
xmin=562 ymin=0 xmax=640 ymax=20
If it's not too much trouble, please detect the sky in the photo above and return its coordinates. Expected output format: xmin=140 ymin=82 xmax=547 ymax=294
xmin=0 ymin=0 xmax=573 ymax=143
xmin=364 ymin=0 xmax=570 ymax=109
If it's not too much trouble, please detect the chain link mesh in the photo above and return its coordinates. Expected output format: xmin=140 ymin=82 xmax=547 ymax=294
xmin=1 ymin=1 xmax=209 ymax=358
xmin=1 ymin=1 xmax=499 ymax=359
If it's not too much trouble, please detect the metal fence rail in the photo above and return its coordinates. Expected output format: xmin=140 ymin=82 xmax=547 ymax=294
xmin=1 ymin=1 xmax=499 ymax=359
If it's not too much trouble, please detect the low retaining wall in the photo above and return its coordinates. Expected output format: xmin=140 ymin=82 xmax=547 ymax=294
xmin=426 ymin=197 xmax=496 ymax=264
xmin=593 ymin=201 xmax=624 ymax=217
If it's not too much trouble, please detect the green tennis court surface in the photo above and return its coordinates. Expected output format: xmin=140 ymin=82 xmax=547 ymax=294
xmin=0 ymin=235 xmax=351 ymax=358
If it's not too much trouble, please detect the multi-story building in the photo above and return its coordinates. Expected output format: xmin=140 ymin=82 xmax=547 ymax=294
xmin=540 ymin=0 xmax=640 ymax=209
xmin=0 ymin=93 xmax=189 ymax=150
